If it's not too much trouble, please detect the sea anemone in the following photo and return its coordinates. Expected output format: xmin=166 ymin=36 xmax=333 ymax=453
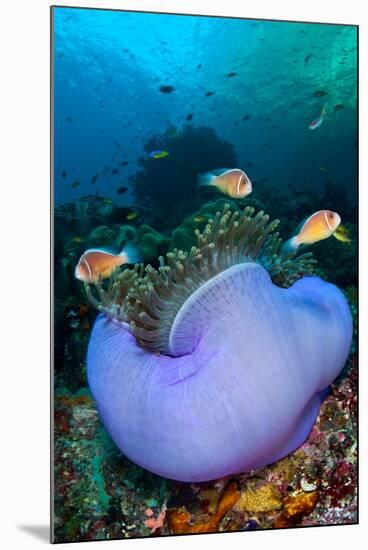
xmin=86 ymin=204 xmax=352 ymax=482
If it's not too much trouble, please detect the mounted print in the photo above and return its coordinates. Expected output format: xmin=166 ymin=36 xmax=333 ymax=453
xmin=52 ymin=5 xmax=358 ymax=543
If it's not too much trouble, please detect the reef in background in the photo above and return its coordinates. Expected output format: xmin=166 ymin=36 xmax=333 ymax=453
xmin=130 ymin=125 xmax=238 ymax=230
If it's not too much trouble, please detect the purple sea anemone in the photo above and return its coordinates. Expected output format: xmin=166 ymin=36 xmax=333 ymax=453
xmin=86 ymin=205 xmax=352 ymax=482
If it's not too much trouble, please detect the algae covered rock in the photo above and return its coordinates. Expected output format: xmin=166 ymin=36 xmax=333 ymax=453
xmin=88 ymin=225 xmax=116 ymax=247
xmin=170 ymin=198 xmax=245 ymax=252
xmin=137 ymin=224 xmax=170 ymax=262
xmin=115 ymin=224 xmax=137 ymax=250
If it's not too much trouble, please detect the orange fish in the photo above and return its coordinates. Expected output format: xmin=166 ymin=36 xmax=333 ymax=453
xmin=283 ymin=210 xmax=341 ymax=253
xmin=198 ymin=168 xmax=252 ymax=199
xmin=75 ymin=244 xmax=140 ymax=283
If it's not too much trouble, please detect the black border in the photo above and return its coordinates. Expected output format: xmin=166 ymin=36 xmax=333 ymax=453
xmin=50 ymin=4 xmax=359 ymax=544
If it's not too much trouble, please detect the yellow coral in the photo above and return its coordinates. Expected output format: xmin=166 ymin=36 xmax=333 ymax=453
xmin=235 ymin=483 xmax=282 ymax=513
xmin=273 ymin=490 xmax=319 ymax=528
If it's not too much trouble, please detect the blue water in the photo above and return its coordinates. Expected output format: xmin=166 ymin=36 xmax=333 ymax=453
xmin=53 ymin=7 xmax=357 ymax=207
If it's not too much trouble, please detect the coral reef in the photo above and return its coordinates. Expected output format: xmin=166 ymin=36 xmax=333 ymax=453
xmin=53 ymin=338 xmax=357 ymax=541
xmin=53 ymin=195 xmax=357 ymax=541
xmin=131 ymin=125 xmax=238 ymax=229
xmin=137 ymin=224 xmax=171 ymax=263
xmin=167 ymin=482 xmax=240 ymax=534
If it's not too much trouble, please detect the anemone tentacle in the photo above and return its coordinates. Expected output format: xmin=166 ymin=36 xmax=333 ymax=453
xmin=84 ymin=264 xmax=144 ymax=322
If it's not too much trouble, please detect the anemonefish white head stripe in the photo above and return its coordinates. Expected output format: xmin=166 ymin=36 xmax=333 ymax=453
xmin=282 ymin=209 xmax=341 ymax=254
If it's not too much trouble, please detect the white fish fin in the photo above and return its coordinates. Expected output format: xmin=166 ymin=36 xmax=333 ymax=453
xmin=120 ymin=243 xmax=141 ymax=265
xmin=84 ymin=248 xmax=115 ymax=256
xmin=211 ymin=168 xmax=233 ymax=176
xmin=198 ymin=172 xmax=217 ymax=187
xmin=282 ymin=236 xmax=300 ymax=254
xmin=296 ymin=211 xmax=322 ymax=234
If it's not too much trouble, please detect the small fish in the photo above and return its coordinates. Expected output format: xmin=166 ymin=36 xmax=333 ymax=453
xmin=117 ymin=186 xmax=128 ymax=194
xmin=121 ymin=160 xmax=129 ymax=167
xmin=103 ymin=198 xmax=114 ymax=205
xmin=283 ymin=210 xmax=341 ymax=253
xmin=227 ymin=71 xmax=237 ymax=77
xmin=304 ymin=54 xmax=312 ymax=63
xmin=197 ymin=64 xmax=202 ymax=69
xmin=205 ymin=91 xmax=215 ymax=97
xmin=193 ymin=215 xmax=207 ymax=223
xmin=111 ymin=168 xmax=119 ymax=175
xmin=81 ymin=320 xmax=90 ymax=332
xmin=198 ymin=168 xmax=252 ymax=199
xmin=317 ymin=165 xmax=328 ymax=173
xmin=75 ymin=244 xmax=140 ymax=283
xmin=333 ymin=225 xmax=351 ymax=243
xmin=334 ymin=103 xmax=345 ymax=111
xmin=90 ymin=174 xmax=99 ymax=184
xmin=72 ymin=236 xmax=85 ymax=243
xmin=313 ymin=90 xmax=327 ymax=98
xmin=308 ymin=107 xmax=326 ymax=130
xmin=243 ymin=114 xmax=251 ymax=121
xmin=72 ymin=181 xmax=81 ymax=189
xmin=62 ymin=171 xmax=67 ymax=178
xmin=126 ymin=211 xmax=139 ymax=221
xmin=186 ymin=113 xmax=193 ymax=121
xmin=159 ymin=85 xmax=175 ymax=93
xmin=149 ymin=150 xmax=169 ymax=159
xmin=66 ymin=116 xmax=73 ymax=122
